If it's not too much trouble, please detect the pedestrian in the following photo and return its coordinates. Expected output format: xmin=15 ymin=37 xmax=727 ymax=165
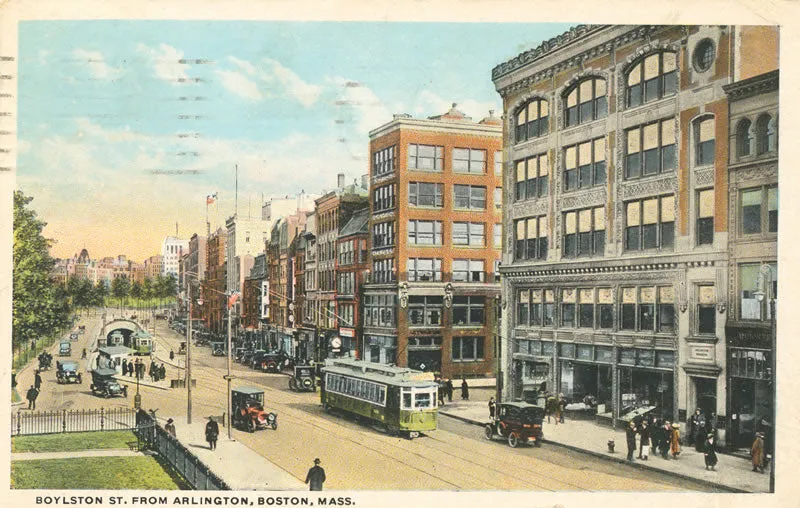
xmin=639 ymin=419 xmax=651 ymax=460
xmin=34 ymin=370 xmax=42 ymax=391
xmin=546 ymin=394 xmax=557 ymax=424
xmin=26 ymin=385 xmax=39 ymax=410
xmin=149 ymin=361 xmax=156 ymax=382
xmin=169 ymin=350 xmax=175 ymax=361
xmin=670 ymin=422 xmax=681 ymax=458
xmin=661 ymin=421 xmax=672 ymax=459
xmin=436 ymin=379 xmax=445 ymax=405
xmin=488 ymin=396 xmax=497 ymax=419
xmin=205 ymin=417 xmax=220 ymax=450
xmin=159 ymin=364 xmax=166 ymax=381
xmin=122 ymin=359 xmax=128 ymax=377
xmin=751 ymin=432 xmax=765 ymax=473
xmin=164 ymin=418 xmax=177 ymax=438
xmin=127 ymin=361 xmax=134 ymax=377
xmin=703 ymin=433 xmax=718 ymax=471
xmin=689 ymin=408 xmax=703 ymax=449
xmin=557 ymin=394 xmax=566 ymax=423
xmin=625 ymin=421 xmax=638 ymax=461
xmin=305 ymin=458 xmax=326 ymax=491
xmin=81 ymin=348 xmax=87 ymax=359
xmin=445 ymin=378 xmax=454 ymax=402
xmin=461 ymin=378 xmax=469 ymax=401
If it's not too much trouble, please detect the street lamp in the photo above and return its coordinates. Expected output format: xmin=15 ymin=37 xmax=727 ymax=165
xmin=754 ymin=263 xmax=776 ymax=493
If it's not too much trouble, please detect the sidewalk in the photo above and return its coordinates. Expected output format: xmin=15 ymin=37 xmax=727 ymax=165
xmin=156 ymin=416 xmax=306 ymax=491
xmin=439 ymin=398 xmax=770 ymax=493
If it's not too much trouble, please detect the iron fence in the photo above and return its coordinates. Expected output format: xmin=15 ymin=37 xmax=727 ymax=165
xmin=134 ymin=410 xmax=230 ymax=490
xmin=11 ymin=407 xmax=137 ymax=436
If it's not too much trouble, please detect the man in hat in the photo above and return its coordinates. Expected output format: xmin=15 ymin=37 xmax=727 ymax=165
xmin=26 ymin=385 xmax=39 ymax=410
xmin=205 ymin=417 xmax=220 ymax=450
xmin=305 ymin=458 xmax=326 ymax=491
xmin=703 ymin=432 xmax=718 ymax=471
xmin=165 ymin=418 xmax=177 ymax=438
xmin=751 ymin=432 xmax=765 ymax=473
xmin=625 ymin=421 xmax=638 ymax=461
xmin=34 ymin=370 xmax=42 ymax=391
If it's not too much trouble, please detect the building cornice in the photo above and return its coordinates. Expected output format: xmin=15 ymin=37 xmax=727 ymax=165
xmin=723 ymin=69 xmax=779 ymax=102
xmin=368 ymin=117 xmax=502 ymax=140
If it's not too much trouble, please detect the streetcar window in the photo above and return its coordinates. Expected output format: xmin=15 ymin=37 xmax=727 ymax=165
xmin=414 ymin=392 xmax=432 ymax=408
xmin=403 ymin=393 xmax=412 ymax=409
xmin=380 ymin=387 xmax=386 ymax=405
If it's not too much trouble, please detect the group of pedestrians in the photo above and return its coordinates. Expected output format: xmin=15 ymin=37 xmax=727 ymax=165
xmin=625 ymin=414 xmax=720 ymax=470
xmin=435 ymin=377 xmax=470 ymax=405
xmin=545 ymin=394 xmax=567 ymax=424
xmin=119 ymin=357 xmax=166 ymax=381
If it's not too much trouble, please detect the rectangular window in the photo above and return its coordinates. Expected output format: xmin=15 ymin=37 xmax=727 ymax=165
xmin=658 ymin=286 xmax=675 ymax=332
xmin=408 ymin=220 xmax=443 ymax=245
xmin=371 ymin=258 xmax=395 ymax=284
xmin=579 ymin=288 xmax=594 ymax=328
xmin=625 ymin=118 xmax=676 ymax=179
xmin=696 ymin=117 xmax=716 ymax=166
xmin=543 ymin=290 xmax=555 ymax=326
xmin=407 ymin=258 xmax=442 ymax=282
xmin=494 ymin=151 xmax=503 ymax=175
xmin=373 ymin=184 xmax=396 ymax=212
xmin=741 ymin=186 xmax=778 ymax=236
xmin=621 ymin=287 xmax=636 ymax=330
xmin=697 ymin=189 xmax=714 ymax=245
xmin=516 ymin=153 xmax=549 ymax=201
xmin=452 ymin=259 xmax=485 ymax=282
xmin=494 ymin=187 xmax=502 ymax=210
xmin=517 ymin=289 xmax=530 ymax=326
xmin=453 ymin=296 xmax=485 ymax=326
xmin=454 ymin=185 xmax=487 ymax=210
xmin=452 ymin=336 xmax=485 ymax=361
xmin=453 ymin=148 xmax=487 ymax=174
xmin=494 ymin=223 xmax=502 ymax=249
xmin=639 ymin=287 xmax=655 ymax=331
xmin=563 ymin=207 xmax=604 ymax=258
xmin=373 ymin=145 xmax=397 ymax=176
xmin=453 ymin=222 xmax=485 ymax=247
xmin=408 ymin=182 xmax=444 ymax=208
xmin=372 ymin=221 xmax=395 ymax=248
xmin=561 ymin=288 xmax=576 ymax=328
xmin=564 ymin=138 xmax=605 ymax=190
xmin=698 ymin=285 xmax=716 ymax=334
xmin=515 ymin=216 xmax=547 ymax=261
xmin=625 ymin=195 xmax=674 ymax=251
xmin=408 ymin=144 xmax=443 ymax=171
xmin=408 ymin=296 xmax=443 ymax=326
xmin=598 ymin=288 xmax=614 ymax=329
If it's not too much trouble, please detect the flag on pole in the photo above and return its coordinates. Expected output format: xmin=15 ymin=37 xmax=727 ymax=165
xmin=207 ymin=192 xmax=218 ymax=205
xmin=227 ymin=291 xmax=240 ymax=309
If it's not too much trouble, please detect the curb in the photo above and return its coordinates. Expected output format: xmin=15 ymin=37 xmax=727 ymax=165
xmin=438 ymin=411 xmax=750 ymax=494
xmin=111 ymin=376 xmax=171 ymax=392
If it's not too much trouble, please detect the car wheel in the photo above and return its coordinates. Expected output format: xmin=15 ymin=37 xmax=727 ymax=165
xmin=484 ymin=424 xmax=494 ymax=440
xmin=248 ymin=420 xmax=255 ymax=433
xmin=271 ymin=421 xmax=277 ymax=430
xmin=508 ymin=433 xmax=519 ymax=448
xmin=289 ymin=378 xmax=296 ymax=391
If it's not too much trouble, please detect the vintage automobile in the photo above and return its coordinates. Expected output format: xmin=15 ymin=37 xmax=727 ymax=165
xmin=177 ymin=341 xmax=187 ymax=355
xmin=288 ymin=365 xmax=316 ymax=392
xmin=89 ymin=368 xmax=128 ymax=398
xmin=248 ymin=350 xmax=267 ymax=370
xmin=69 ymin=332 xmax=79 ymax=341
xmin=257 ymin=352 xmax=283 ymax=373
xmin=211 ymin=342 xmax=226 ymax=356
xmin=484 ymin=401 xmax=545 ymax=448
xmin=231 ymin=386 xmax=278 ymax=432
xmin=59 ymin=340 xmax=72 ymax=357
xmin=56 ymin=360 xmax=83 ymax=384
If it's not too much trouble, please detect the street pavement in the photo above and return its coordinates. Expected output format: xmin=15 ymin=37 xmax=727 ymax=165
xmin=151 ymin=415 xmax=306 ymax=491
xmin=438 ymin=391 xmax=770 ymax=493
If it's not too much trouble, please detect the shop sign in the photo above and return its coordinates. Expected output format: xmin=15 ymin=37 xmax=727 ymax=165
xmin=340 ymin=328 xmax=355 ymax=338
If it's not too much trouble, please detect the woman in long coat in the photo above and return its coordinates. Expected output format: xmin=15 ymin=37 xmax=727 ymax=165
xmin=751 ymin=432 xmax=765 ymax=472
xmin=670 ymin=423 xmax=681 ymax=458
xmin=703 ymin=433 xmax=718 ymax=470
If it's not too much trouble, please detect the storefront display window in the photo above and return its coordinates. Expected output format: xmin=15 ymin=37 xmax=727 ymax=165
xmin=618 ymin=367 xmax=674 ymax=417
xmin=656 ymin=350 xmax=674 ymax=368
xmin=619 ymin=348 xmax=636 ymax=365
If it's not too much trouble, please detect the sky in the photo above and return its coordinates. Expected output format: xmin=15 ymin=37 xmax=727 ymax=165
xmin=16 ymin=20 xmax=575 ymax=262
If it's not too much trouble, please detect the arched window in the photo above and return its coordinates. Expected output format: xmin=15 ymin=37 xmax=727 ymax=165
xmin=694 ymin=116 xmax=715 ymax=166
xmin=564 ymin=78 xmax=607 ymax=128
xmin=515 ymin=99 xmax=549 ymax=143
xmin=736 ymin=119 xmax=753 ymax=158
xmin=626 ymin=52 xmax=678 ymax=107
xmin=756 ymin=114 xmax=777 ymax=155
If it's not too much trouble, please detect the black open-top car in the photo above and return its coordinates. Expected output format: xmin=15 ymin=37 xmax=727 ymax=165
xmin=89 ymin=368 xmax=128 ymax=398
xmin=484 ymin=401 xmax=545 ymax=448
xmin=56 ymin=360 xmax=82 ymax=384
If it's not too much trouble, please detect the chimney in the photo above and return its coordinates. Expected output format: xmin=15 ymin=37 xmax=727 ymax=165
xmin=361 ymin=174 xmax=369 ymax=189
xmin=337 ymin=173 xmax=345 ymax=189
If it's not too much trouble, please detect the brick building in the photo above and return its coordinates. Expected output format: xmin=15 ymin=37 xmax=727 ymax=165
xmin=492 ymin=25 xmax=778 ymax=443
xmin=204 ymin=227 xmax=228 ymax=334
xmin=364 ymin=104 xmax=503 ymax=379
xmin=336 ymin=206 xmax=370 ymax=357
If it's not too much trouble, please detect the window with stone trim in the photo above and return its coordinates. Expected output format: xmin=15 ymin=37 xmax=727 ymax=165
xmin=697 ymin=189 xmax=715 ymax=246
xmin=736 ymin=119 xmax=753 ymax=158
xmin=625 ymin=52 xmax=678 ymax=107
xmin=620 ymin=286 xmax=675 ymax=332
xmin=563 ymin=206 xmax=604 ymax=258
xmin=564 ymin=138 xmax=606 ymax=191
xmin=514 ymin=216 xmax=548 ymax=261
xmin=625 ymin=118 xmax=676 ymax=179
xmin=741 ymin=186 xmax=778 ymax=235
xmin=564 ymin=78 xmax=608 ymax=127
xmin=561 ymin=288 xmax=576 ymax=328
xmin=756 ymin=114 xmax=778 ymax=155
xmin=515 ymin=98 xmax=550 ymax=143
xmin=697 ymin=285 xmax=716 ymax=334
xmin=739 ymin=263 xmax=778 ymax=321
xmin=694 ymin=116 xmax=716 ymax=167
xmin=515 ymin=153 xmax=549 ymax=201
xmin=625 ymin=195 xmax=675 ymax=251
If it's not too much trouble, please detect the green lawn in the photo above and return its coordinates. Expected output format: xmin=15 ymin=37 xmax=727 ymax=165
xmin=11 ymin=456 xmax=182 ymax=489
xmin=12 ymin=431 xmax=136 ymax=453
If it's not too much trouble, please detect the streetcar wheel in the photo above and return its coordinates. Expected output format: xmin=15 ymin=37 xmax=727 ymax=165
xmin=484 ymin=424 xmax=494 ymax=440
xmin=508 ymin=433 xmax=519 ymax=448
xmin=408 ymin=431 xmax=420 ymax=440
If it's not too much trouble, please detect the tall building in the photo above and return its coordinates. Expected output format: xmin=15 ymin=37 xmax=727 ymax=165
xmin=225 ymin=216 xmax=269 ymax=321
xmin=364 ymin=104 xmax=503 ymax=379
xmin=204 ymin=228 xmax=228 ymax=334
xmin=161 ymin=236 xmax=189 ymax=277
xmin=298 ymin=212 xmax=318 ymax=359
xmin=492 ymin=25 xmax=779 ymax=444
xmin=336 ymin=206 xmax=370 ymax=357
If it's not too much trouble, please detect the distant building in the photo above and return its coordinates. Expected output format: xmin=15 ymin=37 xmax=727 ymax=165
xmin=161 ymin=236 xmax=189 ymax=278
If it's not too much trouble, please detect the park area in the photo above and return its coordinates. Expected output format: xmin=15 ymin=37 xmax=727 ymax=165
xmin=11 ymin=431 xmax=186 ymax=490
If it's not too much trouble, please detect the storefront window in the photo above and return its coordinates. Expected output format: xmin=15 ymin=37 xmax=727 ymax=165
xmin=595 ymin=346 xmax=613 ymax=363
xmin=619 ymin=368 xmax=674 ymax=416
xmin=656 ymin=350 xmax=675 ymax=368
xmin=558 ymin=343 xmax=575 ymax=358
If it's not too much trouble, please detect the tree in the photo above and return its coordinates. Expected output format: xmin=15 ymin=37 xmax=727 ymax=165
xmin=111 ymin=276 xmax=131 ymax=301
xmin=13 ymin=191 xmax=71 ymax=353
xmin=93 ymin=280 xmax=108 ymax=307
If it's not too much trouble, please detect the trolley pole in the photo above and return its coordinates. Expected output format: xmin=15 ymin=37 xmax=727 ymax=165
xmin=186 ymin=280 xmax=193 ymax=425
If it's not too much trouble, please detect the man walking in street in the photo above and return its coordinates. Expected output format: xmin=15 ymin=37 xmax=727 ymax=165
xmin=488 ymin=396 xmax=497 ymax=419
xmin=445 ymin=379 xmax=454 ymax=402
xmin=461 ymin=378 xmax=469 ymax=401
xmin=305 ymin=458 xmax=326 ymax=491
xmin=205 ymin=417 xmax=220 ymax=450
xmin=26 ymin=385 xmax=39 ymax=410
xmin=34 ymin=370 xmax=42 ymax=391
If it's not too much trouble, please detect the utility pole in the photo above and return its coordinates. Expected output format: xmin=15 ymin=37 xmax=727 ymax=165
xmin=226 ymin=301 xmax=233 ymax=440
xmin=186 ymin=279 xmax=193 ymax=425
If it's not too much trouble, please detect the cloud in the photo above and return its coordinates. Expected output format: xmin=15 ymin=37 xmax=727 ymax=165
xmin=136 ymin=43 xmax=189 ymax=83
xmin=262 ymin=58 xmax=321 ymax=108
xmin=73 ymin=49 xmax=123 ymax=80
xmin=215 ymin=68 xmax=263 ymax=101
xmin=327 ymin=76 xmax=392 ymax=135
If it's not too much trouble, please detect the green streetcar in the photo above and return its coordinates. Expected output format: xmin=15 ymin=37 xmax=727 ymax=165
xmin=320 ymin=358 xmax=439 ymax=439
